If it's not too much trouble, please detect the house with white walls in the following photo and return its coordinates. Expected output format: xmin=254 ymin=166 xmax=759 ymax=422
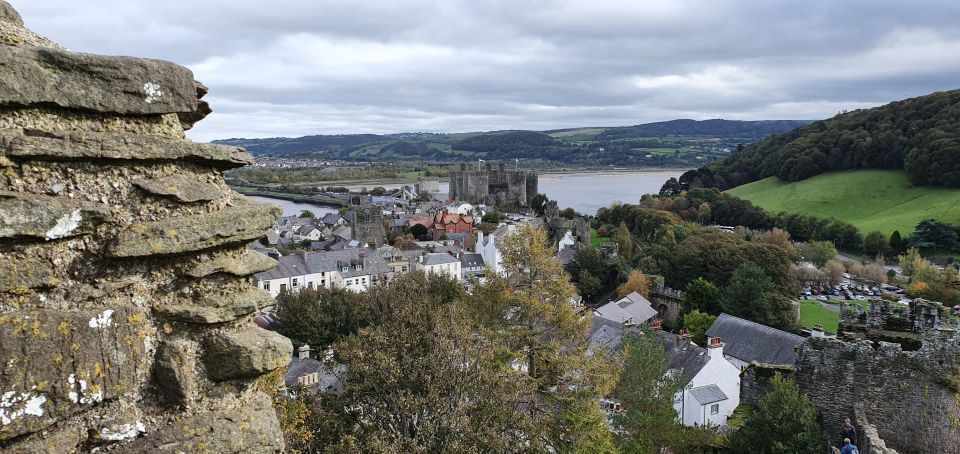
xmin=414 ymin=253 xmax=462 ymax=281
xmin=475 ymin=223 xmax=515 ymax=275
xmin=656 ymin=329 xmax=741 ymax=427
xmin=705 ymin=313 xmax=805 ymax=370
xmin=253 ymin=248 xmax=391 ymax=296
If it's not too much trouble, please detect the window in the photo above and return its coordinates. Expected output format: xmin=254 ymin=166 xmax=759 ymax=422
xmin=280 ymin=284 xmax=287 ymax=292
xmin=292 ymin=278 xmax=299 ymax=287
xmin=710 ymin=404 xmax=719 ymax=415
xmin=262 ymin=282 xmax=270 ymax=291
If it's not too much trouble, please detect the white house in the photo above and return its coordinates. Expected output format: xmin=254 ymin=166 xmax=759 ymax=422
xmin=558 ymin=230 xmax=576 ymax=252
xmin=253 ymin=248 xmax=391 ymax=296
xmin=446 ymin=201 xmax=475 ymax=216
xmin=414 ymin=253 xmax=462 ymax=280
xmin=657 ymin=330 xmax=741 ymax=427
xmin=704 ymin=313 xmax=805 ymax=370
xmin=475 ymin=223 xmax=515 ymax=275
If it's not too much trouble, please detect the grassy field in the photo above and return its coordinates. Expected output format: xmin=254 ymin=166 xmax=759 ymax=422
xmin=798 ymin=299 xmax=839 ymax=333
xmin=727 ymin=170 xmax=960 ymax=235
xmin=590 ymin=227 xmax=613 ymax=248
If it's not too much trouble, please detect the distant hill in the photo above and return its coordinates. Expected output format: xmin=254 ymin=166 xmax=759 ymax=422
xmin=726 ymin=170 xmax=960 ymax=235
xmin=680 ymin=89 xmax=960 ymax=190
xmin=212 ymin=119 xmax=811 ymax=168
xmin=591 ymin=119 xmax=812 ymax=141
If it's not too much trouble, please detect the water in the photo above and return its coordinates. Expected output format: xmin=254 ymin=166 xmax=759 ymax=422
xmin=243 ymin=195 xmax=341 ymax=217
xmin=539 ymin=171 xmax=685 ymax=215
xmin=246 ymin=170 xmax=684 ymax=217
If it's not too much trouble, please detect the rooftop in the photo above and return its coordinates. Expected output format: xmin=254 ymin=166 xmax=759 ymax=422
xmin=705 ymin=313 xmax=805 ymax=366
xmin=594 ymin=292 xmax=659 ymax=326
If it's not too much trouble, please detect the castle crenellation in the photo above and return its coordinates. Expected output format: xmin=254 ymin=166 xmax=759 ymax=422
xmin=448 ymin=161 xmax=538 ymax=208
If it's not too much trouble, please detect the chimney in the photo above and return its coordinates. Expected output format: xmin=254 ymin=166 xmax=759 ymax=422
xmin=707 ymin=337 xmax=724 ymax=359
xmin=649 ymin=321 xmax=663 ymax=331
xmin=677 ymin=329 xmax=690 ymax=347
xmin=298 ymin=344 xmax=310 ymax=360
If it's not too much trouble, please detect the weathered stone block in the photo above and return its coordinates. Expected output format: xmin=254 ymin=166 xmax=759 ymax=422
xmin=0 ymin=190 xmax=111 ymax=240
xmin=185 ymin=249 xmax=277 ymax=278
xmin=0 ymin=307 xmax=151 ymax=441
xmin=0 ymin=44 xmax=197 ymax=115
xmin=202 ymin=328 xmax=292 ymax=381
xmin=107 ymin=200 xmax=280 ymax=257
xmin=152 ymin=339 xmax=198 ymax=406
xmin=0 ymin=254 xmax=57 ymax=294
xmin=154 ymin=288 xmax=274 ymax=324
xmin=127 ymin=392 xmax=284 ymax=453
xmin=0 ymin=128 xmax=253 ymax=168
xmin=133 ymin=174 xmax=224 ymax=203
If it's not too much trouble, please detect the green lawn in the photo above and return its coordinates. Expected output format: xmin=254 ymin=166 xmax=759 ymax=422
xmin=590 ymin=227 xmax=613 ymax=248
xmin=727 ymin=170 xmax=960 ymax=236
xmin=798 ymin=299 xmax=839 ymax=333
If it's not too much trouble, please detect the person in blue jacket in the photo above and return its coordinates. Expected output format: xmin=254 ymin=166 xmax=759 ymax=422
xmin=839 ymin=437 xmax=860 ymax=454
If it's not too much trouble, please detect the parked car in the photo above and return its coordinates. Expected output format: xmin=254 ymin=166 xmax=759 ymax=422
xmin=816 ymin=295 xmax=829 ymax=302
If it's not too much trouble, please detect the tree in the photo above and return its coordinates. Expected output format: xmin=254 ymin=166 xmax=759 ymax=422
xmin=723 ymin=262 xmax=792 ymax=329
xmin=682 ymin=310 xmax=716 ymax=346
xmin=578 ymin=270 xmax=602 ymax=302
xmin=617 ymin=269 xmax=651 ymax=299
xmin=483 ymin=225 xmax=618 ymax=451
xmin=481 ymin=212 xmax=502 ymax=224
xmin=298 ymin=209 xmax=315 ymax=218
xmin=824 ymin=259 xmax=846 ymax=286
xmin=863 ymin=230 xmax=889 ymax=257
xmin=614 ymin=221 xmax=635 ymax=259
xmin=302 ymin=273 xmax=534 ymax=452
xmin=531 ymin=193 xmax=549 ymax=216
xmin=560 ymin=207 xmax=577 ymax=219
xmin=889 ymin=230 xmax=905 ymax=254
xmin=682 ymin=277 xmax=723 ymax=315
xmin=273 ymin=288 xmax=368 ymax=350
xmin=729 ymin=374 xmax=823 ymax=454
xmin=800 ymin=240 xmax=837 ymax=267
xmin=368 ymin=186 xmax=386 ymax=196
xmin=614 ymin=329 xmax=685 ymax=452
xmin=696 ymin=202 xmax=712 ymax=224
xmin=910 ymin=219 xmax=960 ymax=251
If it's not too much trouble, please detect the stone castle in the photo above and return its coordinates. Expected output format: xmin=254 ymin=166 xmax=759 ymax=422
xmin=448 ymin=162 xmax=537 ymax=208
xmin=0 ymin=3 xmax=290 ymax=451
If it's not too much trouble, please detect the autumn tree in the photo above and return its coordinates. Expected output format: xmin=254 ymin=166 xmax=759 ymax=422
xmin=617 ymin=269 xmax=651 ymax=299
xmin=614 ymin=221 xmax=635 ymax=259
xmin=482 ymin=225 xmax=619 ymax=451
xmin=824 ymin=259 xmax=846 ymax=287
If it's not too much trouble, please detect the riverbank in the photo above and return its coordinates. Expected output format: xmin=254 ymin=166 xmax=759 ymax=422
xmin=233 ymin=187 xmax=346 ymax=208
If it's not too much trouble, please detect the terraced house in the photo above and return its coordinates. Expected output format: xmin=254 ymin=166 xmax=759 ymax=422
xmin=254 ymin=248 xmax=392 ymax=296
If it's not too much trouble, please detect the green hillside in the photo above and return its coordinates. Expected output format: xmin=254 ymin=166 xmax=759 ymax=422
xmin=726 ymin=170 xmax=960 ymax=236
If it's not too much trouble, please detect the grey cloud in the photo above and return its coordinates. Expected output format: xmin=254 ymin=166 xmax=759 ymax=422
xmin=12 ymin=0 xmax=960 ymax=142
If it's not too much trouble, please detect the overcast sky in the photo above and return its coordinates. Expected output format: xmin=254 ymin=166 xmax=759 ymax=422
xmin=15 ymin=0 xmax=960 ymax=141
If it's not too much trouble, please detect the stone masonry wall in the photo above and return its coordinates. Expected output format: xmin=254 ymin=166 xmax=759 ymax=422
xmin=795 ymin=334 xmax=960 ymax=454
xmin=0 ymin=3 xmax=291 ymax=452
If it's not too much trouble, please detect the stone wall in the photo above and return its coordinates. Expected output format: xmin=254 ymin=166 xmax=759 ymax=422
xmin=795 ymin=333 xmax=960 ymax=454
xmin=0 ymin=3 xmax=291 ymax=452
xmin=738 ymin=363 xmax=796 ymax=407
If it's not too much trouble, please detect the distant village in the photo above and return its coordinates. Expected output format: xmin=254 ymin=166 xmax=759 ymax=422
xmin=248 ymin=163 xmax=960 ymax=453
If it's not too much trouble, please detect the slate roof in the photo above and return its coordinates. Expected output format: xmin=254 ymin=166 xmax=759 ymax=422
xmin=587 ymin=316 xmax=642 ymax=353
xmin=594 ymin=292 xmax=659 ymax=325
xmin=461 ymin=253 xmax=484 ymax=268
xmin=321 ymin=213 xmax=344 ymax=226
xmin=705 ymin=313 xmax=805 ymax=366
xmin=421 ymin=253 xmax=459 ymax=266
xmin=283 ymin=357 xmax=345 ymax=394
xmin=332 ymin=225 xmax=352 ymax=240
xmin=254 ymin=248 xmax=389 ymax=280
xmin=655 ymin=330 xmax=709 ymax=385
xmin=689 ymin=384 xmax=728 ymax=405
